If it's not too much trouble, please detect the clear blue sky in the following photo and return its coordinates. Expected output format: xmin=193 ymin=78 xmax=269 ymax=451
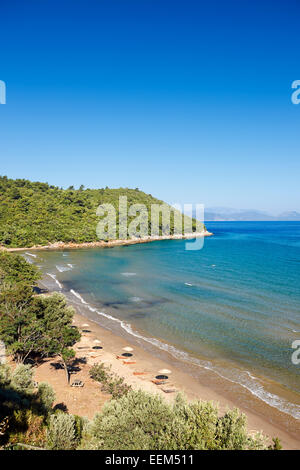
xmin=0 ymin=0 xmax=299 ymax=212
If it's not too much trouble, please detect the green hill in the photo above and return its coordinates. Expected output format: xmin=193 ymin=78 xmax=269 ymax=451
xmin=0 ymin=176 xmax=204 ymax=248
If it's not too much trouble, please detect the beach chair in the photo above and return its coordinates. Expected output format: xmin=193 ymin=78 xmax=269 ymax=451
xmin=151 ymin=379 xmax=168 ymax=385
xmin=71 ymin=379 xmax=84 ymax=387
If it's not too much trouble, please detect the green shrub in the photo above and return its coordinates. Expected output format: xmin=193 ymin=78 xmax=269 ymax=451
xmin=86 ymin=390 xmax=268 ymax=450
xmin=0 ymin=363 xmax=12 ymax=387
xmin=8 ymin=409 xmax=46 ymax=447
xmin=215 ymin=408 xmax=266 ymax=450
xmin=37 ymin=382 xmax=56 ymax=412
xmin=105 ymin=377 xmax=132 ymax=399
xmin=268 ymin=437 xmax=282 ymax=450
xmin=10 ymin=364 xmax=34 ymax=394
xmin=172 ymin=394 xmax=219 ymax=449
xmin=47 ymin=412 xmax=76 ymax=450
xmin=89 ymin=363 xmax=109 ymax=384
xmin=90 ymin=390 xmax=180 ymax=450
xmin=90 ymin=363 xmax=131 ymax=399
xmin=0 ymin=251 xmax=40 ymax=285
xmin=74 ymin=414 xmax=87 ymax=443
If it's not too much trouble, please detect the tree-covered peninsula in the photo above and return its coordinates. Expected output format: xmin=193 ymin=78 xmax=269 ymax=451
xmin=0 ymin=176 xmax=204 ymax=248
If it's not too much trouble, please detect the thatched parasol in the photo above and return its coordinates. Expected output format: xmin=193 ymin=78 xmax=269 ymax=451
xmin=158 ymin=369 xmax=171 ymax=374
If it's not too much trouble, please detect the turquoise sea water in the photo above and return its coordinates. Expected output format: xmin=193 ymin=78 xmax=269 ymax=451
xmin=29 ymin=222 xmax=300 ymax=419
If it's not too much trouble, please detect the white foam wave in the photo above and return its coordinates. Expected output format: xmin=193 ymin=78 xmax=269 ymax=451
xmin=25 ymin=252 xmax=37 ymax=258
xmin=46 ymin=273 xmax=63 ymax=289
xmin=70 ymin=289 xmax=87 ymax=304
xmin=121 ymin=272 xmax=137 ymax=277
xmin=56 ymin=265 xmax=72 ymax=272
xmin=130 ymin=297 xmax=142 ymax=302
xmin=184 ymin=283 xmax=193 ymax=287
xmin=287 ymin=327 xmax=300 ymax=333
xmin=233 ymin=371 xmax=300 ymax=420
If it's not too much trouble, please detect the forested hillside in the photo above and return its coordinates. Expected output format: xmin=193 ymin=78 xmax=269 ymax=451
xmin=0 ymin=176 xmax=202 ymax=248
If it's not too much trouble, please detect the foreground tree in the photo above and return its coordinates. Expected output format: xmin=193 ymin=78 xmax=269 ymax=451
xmin=0 ymin=284 xmax=80 ymax=380
xmin=0 ymin=251 xmax=40 ymax=285
xmin=32 ymin=293 xmax=81 ymax=383
xmin=0 ymin=284 xmax=44 ymax=363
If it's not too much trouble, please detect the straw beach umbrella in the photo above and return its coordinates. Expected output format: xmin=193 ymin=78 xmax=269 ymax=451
xmin=82 ymin=323 xmax=89 ymax=327
xmin=123 ymin=346 xmax=134 ymax=352
xmin=158 ymin=369 xmax=171 ymax=374
xmin=93 ymin=339 xmax=101 ymax=343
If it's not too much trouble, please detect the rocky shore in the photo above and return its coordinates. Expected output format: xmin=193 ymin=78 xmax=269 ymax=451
xmin=4 ymin=231 xmax=213 ymax=252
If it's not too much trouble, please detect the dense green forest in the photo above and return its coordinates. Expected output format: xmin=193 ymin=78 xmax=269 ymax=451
xmin=0 ymin=176 xmax=203 ymax=248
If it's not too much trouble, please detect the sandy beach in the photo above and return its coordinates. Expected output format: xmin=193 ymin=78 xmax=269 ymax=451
xmin=32 ymin=301 xmax=300 ymax=450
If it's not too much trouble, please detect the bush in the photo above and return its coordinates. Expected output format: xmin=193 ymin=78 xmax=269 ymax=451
xmin=89 ymin=363 xmax=131 ymax=399
xmin=74 ymin=415 xmax=87 ymax=443
xmin=268 ymin=437 xmax=282 ymax=450
xmin=10 ymin=364 xmax=34 ymax=394
xmin=47 ymin=412 xmax=76 ymax=450
xmin=0 ymin=363 xmax=12 ymax=387
xmin=38 ymin=382 xmax=56 ymax=413
xmin=171 ymin=395 xmax=219 ymax=449
xmin=89 ymin=390 xmax=182 ymax=450
xmin=89 ymin=362 xmax=109 ymax=383
xmin=9 ymin=409 xmax=46 ymax=447
xmin=0 ymin=251 xmax=40 ymax=285
xmin=86 ymin=390 xmax=268 ymax=450
xmin=105 ymin=377 xmax=132 ymax=399
xmin=215 ymin=408 xmax=266 ymax=450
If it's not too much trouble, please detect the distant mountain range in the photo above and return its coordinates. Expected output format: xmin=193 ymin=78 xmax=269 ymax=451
xmin=193 ymin=207 xmax=300 ymax=221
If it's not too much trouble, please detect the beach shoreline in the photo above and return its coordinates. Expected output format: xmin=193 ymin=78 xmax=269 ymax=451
xmin=35 ymin=266 xmax=300 ymax=450
xmin=2 ymin=231 xmax=213 ymax=253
